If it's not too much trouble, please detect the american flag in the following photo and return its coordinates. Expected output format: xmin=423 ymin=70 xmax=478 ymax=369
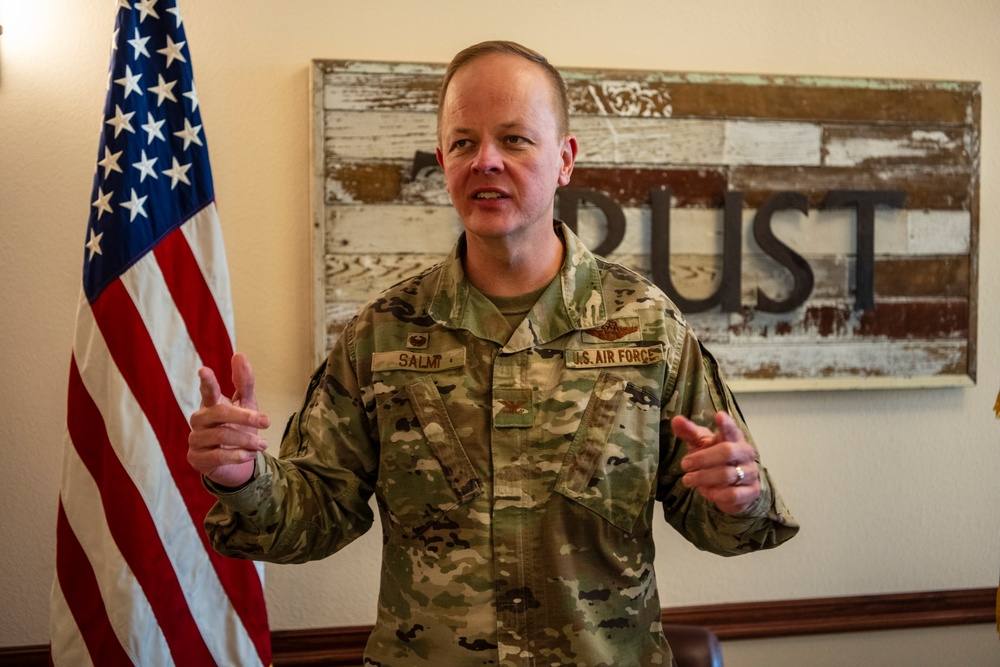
xmin=50 ymin=1 xmax=272 ymax=665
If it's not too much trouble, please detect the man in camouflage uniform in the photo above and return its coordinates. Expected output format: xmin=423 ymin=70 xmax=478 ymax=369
xmin=189 ymin=41 xmax=798 ymax=667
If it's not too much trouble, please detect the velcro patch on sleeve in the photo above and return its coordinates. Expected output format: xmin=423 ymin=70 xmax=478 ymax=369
xmin=372 ymin=348 xmax=466 ymax=372
xmin=565 ymin=344 xmax=665 ymax=368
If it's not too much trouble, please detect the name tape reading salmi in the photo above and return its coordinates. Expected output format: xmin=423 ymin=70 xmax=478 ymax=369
xmin=372 ymin=348 xmax=467 ymax=372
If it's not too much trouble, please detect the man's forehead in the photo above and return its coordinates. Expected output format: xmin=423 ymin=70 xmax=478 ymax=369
xmin=445 ymin=59 xmax=551 ymax=105
xmin=447 ymin=54 xmax=547 ymax=95
xmin=437 ymin=51 xmax=565 ymax=141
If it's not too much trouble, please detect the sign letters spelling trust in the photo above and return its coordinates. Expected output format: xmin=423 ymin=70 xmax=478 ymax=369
xmin=559 ymin=186 xmax=905 ymax=314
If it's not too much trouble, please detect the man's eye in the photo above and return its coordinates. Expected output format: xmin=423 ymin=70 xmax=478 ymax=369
xmin=505 ymin=136 xmax=525 ymax=145
xmin=451 ymin=139 xmax=470 ymax=150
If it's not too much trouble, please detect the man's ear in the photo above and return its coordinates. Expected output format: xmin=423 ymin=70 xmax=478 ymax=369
xmin=557 ymin=134 xmax=578 ymax=186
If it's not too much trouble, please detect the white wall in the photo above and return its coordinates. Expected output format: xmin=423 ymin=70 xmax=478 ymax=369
xmin=1 ymin=1 xmax=998 ymax=664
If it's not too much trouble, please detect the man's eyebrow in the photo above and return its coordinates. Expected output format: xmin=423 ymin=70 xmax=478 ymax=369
xmin=447 ymin=121 xmax=523 ymax=137
xmin=443 ymin=120 xmax=524 ymax=136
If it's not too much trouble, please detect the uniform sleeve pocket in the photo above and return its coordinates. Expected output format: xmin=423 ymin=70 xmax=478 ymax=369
xmin=555 ymin=371 xmax=658 ymax=534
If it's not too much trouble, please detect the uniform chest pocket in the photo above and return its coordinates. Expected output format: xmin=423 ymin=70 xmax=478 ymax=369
xmin=554 ymin=371 xmax=659 ymax=534
xmin=375 ymin=376 xmax=483 ymax=536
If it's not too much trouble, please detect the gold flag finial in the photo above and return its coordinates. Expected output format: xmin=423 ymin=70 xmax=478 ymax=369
xmin=994 ymin=387 xmax=1000 ymax=419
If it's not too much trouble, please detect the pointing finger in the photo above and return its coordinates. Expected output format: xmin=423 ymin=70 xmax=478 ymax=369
xmin=670 ymin=415 xmax=714 ymax=449
xmin=231 ymin=353 xmax=258 ymax=410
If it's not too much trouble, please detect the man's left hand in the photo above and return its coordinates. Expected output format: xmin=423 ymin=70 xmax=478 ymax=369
xmin=671 ymin=412 xmax=761 ymax=515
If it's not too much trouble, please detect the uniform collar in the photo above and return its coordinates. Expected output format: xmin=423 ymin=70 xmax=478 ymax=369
xmin=429 ymin=222 xmax=607 ymax=350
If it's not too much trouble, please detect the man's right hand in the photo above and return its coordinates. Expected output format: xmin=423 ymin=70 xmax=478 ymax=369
xmin=188 ymin=353 xmax=270 ymax=489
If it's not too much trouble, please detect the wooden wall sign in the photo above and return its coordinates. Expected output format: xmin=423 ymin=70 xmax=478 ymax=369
xmin=310 ymin=59 xmax=980 ymax=391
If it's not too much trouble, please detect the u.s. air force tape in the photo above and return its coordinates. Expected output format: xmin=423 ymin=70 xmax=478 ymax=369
xmin=564 ymin=344 xmax=664 ymax=368
xmin=371 ymin=348 xmax=466 ymax=372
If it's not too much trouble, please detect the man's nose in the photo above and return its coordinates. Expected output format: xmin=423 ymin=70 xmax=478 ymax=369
xmin=472 ymin=141 xmax=504 ymax=174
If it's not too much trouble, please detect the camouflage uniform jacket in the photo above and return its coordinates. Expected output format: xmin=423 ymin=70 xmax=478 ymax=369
xmin=205 ymin=223 xmax=798 ymax=667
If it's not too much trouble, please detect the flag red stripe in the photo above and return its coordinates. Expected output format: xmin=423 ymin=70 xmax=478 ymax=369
xmin=90 ymin=279 xmax=271 ymax=663
xmin=55 ymin=499 xmax=133 ymax=667
xmin=154 ymin=225 xmax=235 ymax=397
xmin=67 ymin=355 xmax=217 ymax=665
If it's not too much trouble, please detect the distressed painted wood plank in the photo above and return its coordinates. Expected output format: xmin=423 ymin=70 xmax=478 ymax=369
xmin=325 ymin=111 xmax=822 ymax=167
xmin=317 ymin=332 xmax=971 ymax=390
xmin=321 ymin=70 xmax=441 ymax=112
xmin=566 ymin=167 xmax=727 ymax=207
xmin=322 ymin=300 xmax=967 ymax=374
xmin=325 ymin=254 xmax=444 ymax=302
xmin=326 ymin=161 xmax=406 ymax=204
xmin=319 ymin=304 xmax=967 ymax=381
xmin=322 ymin=251 xmax=852 ymax=305
xmin=324 ymin=206 xmax=462 ymax=255
xmin=325 ymin=159 xmax=976 ymax=218
xmin=730 ymin=165 xmax=974 ymax=210
xmin=857 ymin=300 xmax=969 ymax=338
xmin=316 ymin=61 xmax=978 ymax=126
xmin=823 ymin=125 xmax=968 ymax=168
xmin=322 ymin=251 xmax=968 ymax=321
xmin=325 ymin=204 xmax=968 ymax=257
xmin=612 ymin=253 xmax=852 ymax=303
xmin=561 ymin=71 xmax=977 ymax=123
xmin=722 ymin=120 xmax=822 ymax=166
xmin=325 ymin=159 xmax=975 ymax=220
xmin=324 ymin=110 xmax=436 ymax=160
xmin=635 ymin=255 xmax=967 ymax=303
xmin=729 ymin=374 xmax=973 ymax=392
xmin=325 ymin=162 xmax=731 ymax=208
xmin=907 ymin=210 xmax=972 ymax=254
xmin=874 ymin=256 xmax=970 ymax=298
xmin=316 ymin=60 xmax=442 ymax=78
xmin=324 ymin=160 xmax=450 ymax=206
xmin=709 ymin=339 xmax=968 ymax=382
xmin=705 ymin=301 xmax=970 ymax=341
xmin=571 ymin=116 xmax=726 ymax=165
xmin=572 ymin=116 xmax=822 ymax=166
xmin=323 ymin=112 xmax=732 ymax=164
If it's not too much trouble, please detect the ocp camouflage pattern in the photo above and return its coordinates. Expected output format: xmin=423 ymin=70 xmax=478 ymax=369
xmin=204 ymin=223 xmax=798 ymax=666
